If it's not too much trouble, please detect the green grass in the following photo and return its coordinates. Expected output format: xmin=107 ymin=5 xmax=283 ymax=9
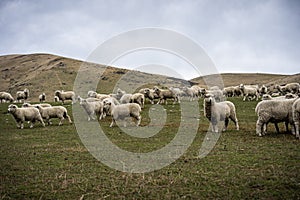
xmin=0 ymin=98 xmax=299 ymax=199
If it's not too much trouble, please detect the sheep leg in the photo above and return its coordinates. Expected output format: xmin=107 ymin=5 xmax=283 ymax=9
xmin=223 ymin=118 xmax=229 ymax=131
xmin=295 ymin=122 xmax=299 ymax=139
xmin=136 ymin=115 xmax=141 ymax=127
xmin=20 ymin=122 xmax=24 ymax=129
xmin=274 ymin=123 xmax=280 ymax=133
xmin=284 ymin=121 xmax=289 ymax=133
xmin=256 ymin=120 xmax=264 ymax=136
xmin=110 ymin=118 xmax=116 ymax=127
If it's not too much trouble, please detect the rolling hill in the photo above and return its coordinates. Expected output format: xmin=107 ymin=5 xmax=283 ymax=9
xmin=0 ymin=53 xmax=299 ymax=101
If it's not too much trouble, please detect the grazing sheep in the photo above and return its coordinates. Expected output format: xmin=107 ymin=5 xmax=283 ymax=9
xmin=22 ymin=102 xmax=52 ymax=108
xmin=255 ymin=98 xmax=298 ymax=136
xmin=0 ymin=92 xmax=14 ymax=103
xmin=153 ymin=86 xmax=179 ymax=104
xmin=16 ymin=88 xmax=29 ymax=102
xmin=54 ymin=90 xmax=76 ymax=104
xmin=275 ymin=83 xmax=300 ymax=95
xmin=143 ymin=88 xmax=160 ymax=104
xmin=39 ymin=93 xmax=46 ymax=102
xmin=35 ymin=105 xmax=72 ymax=125
xmin=292 ymin=98 xmax=300 ymax=139
xmin=239 ymin=84 xmax=259 ymax=101
xmin=129 ymin=93 xmax=145 ymax=108
xmin=103 ymin=101 xmax=142 ymax=127
xmin=8 ymin=104 xmax=45 ymax=129
xmin=203 ymin=94 xmax=239 ymax=132
xmin=79 ymin=99 xmax=104 ymax=121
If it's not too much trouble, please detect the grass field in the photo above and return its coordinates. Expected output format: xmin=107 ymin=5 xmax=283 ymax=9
xmin=0 ymin=98 xmax=299 ymax=199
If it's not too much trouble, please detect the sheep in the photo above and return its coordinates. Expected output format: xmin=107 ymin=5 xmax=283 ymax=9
xmin=79 ymin=98 xmax=104 ymax=121
xmin=120 ymin=93 xmax=133 ymax=104
xmin=275 ymin=83 xmax=300 ymax=95
xmin=103 ymin=101 xmax=142 ymax=127
xmin=8 ymin=104 xmax=45 ymax=129
xmin=87 ymin=91 xmax=112 ymax=101
xmin=255 ymin=98 xmax=298 ymax=136
xmin=129 ymin=93 xmax=145 ymax=108
xmin=262 ymin=93 xmax=297 ymax=101
xmin=258 ymin=85 xmax=268 ymax=98
xmin=39 ymin=93 xmax=46 ymax=102
xmin=22 ymin=102 xmax=52 ymax=108
xmin=203 ymin=94 xmax=239 ymax=132
xmin=239 ymin=84 xmax=259 ymax=101
xmin=16 ymin=88 xmax=29 ymax=102
xmin=0 ymin=92 xmax=14 ymax=103
xmin=54 ymin=96 xmax=60 ymax=102
xmin=153 ymin=86 xmax=179 ymax=104
xmin=143 ymin=88 xmax=160 ymax=104
xmin=233 ymin=86 xmax=243 ymax=97
xmin=169 ymin=87 xmax=184 ymax=101
xmin=35 ymin=105 xmax=72 ymax=125
xmin=223 ymin=86 xmax=235 ymax=97
xmin=182 ymin=86 xmax=198 ymax=101
xmin=292 ymin=98 xmax=300 ymax=139
xmin=54 ymin=90 xmax=76 ymax=104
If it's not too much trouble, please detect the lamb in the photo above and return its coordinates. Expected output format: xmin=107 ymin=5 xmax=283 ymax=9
xmin=239 ymin=84 xmax=259 ymax=101
xmin=103 ymin=101 xmax=142 ymax=127
xmin=255 ymin=98 xmax=298 ymax=136
xmin=39 ymin=93 xmax=46 ymax=102
xmin=129 ymin=93 xmax=145 ymax=108
xmin=153 ymin=86 xmax=179 ymax=104
xmin=292 ymin=98 xmax=300 ymax=139
xmin=275 ymin=83 xmax=300 ymax=95
xmin=79 ymin=98 xmax=104 ymax=121
xmin=54 ymin=90 xmax=76 ymax=104
xmin=8 ymin=104 xmax=45 ymax=129
xmin=0 ymin=92 xmax=14 ymax=103
xmin=16 ymin=88 xmax=29 ymax=102
xmin=22 ymin=102 xmax=52 ymax=108
xmin=203 ymin=94 xmax=239 ymax=132
xmin=35 ymin=105 xmax=72 ymax=125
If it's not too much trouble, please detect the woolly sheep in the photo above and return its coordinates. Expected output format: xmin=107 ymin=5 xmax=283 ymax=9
xmin=223 ymin=86 xmax=235 ymax=97
xmin=205 ymin=86 xmax=224 ymax=102
xmin=103 ymin=101 xmax=142 ymax=127
xmin=255 ymin=98 xmax=298 ymax=136
xmin=39 ymin=93 xmax=46 ymax=102
xmin=22 ymin=102 xmax=52 ymax=108
xmin=120 ymin=93 xmax=133 ymax=104
xmin=0 ymin=92 xmax=14 ymax=103
xmin=8 ymin=104 xmax=45 ymax=129
xmin=54 ymin=90 xmax=76 ymax=104
xmin=16 ymin=88 xmax=29 ymax=102
xmin=182 ymin=86 xmax=198 ymax=101
xmin=203 ymin=94 xmax=239 ymax=132
xmin=239 ymin=84 xmax=259 ymax=101
xmin=35 ymin=105 xmax=72 ymax=125
xmin=129 ymin=93 xmax=145 ymax=108
xmin=258 ymin=85 xmax=268 ymax=97
xmin=153 ymin=86 xmax=179 ymax=104
xmin=292 ymin=98 xmax=300 ymax=139
xmin=79 ymin=99 xmax=104 ymax=121
xmin=275 ymin=83 xmax=300 ymax=95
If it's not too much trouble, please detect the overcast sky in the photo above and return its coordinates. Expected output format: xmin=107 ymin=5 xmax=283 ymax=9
xmin=0 ymin=0 xmax=299 ymax=79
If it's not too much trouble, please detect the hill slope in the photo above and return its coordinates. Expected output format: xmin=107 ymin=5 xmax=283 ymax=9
xmin=0 ymin=53 xmax=299 ymax=101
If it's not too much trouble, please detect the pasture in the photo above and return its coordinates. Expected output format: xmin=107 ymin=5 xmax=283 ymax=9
xmin=0 ymin=98 xmax=299 ymax=199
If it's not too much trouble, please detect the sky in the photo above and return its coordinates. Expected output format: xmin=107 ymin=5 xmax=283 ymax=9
xmin=0 ymin=0 xmax=299 ymax=79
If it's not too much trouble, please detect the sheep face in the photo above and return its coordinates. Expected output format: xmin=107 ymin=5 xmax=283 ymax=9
xmin=8 ymin=104 xmax=18 ymax=113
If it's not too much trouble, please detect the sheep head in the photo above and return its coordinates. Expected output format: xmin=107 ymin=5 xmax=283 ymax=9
xmin=8 ymin=104 xmax=18 ymax=113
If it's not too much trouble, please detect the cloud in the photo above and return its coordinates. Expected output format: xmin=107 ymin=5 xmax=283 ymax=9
xmin=0 ymin=0 xmax=299 ymax=79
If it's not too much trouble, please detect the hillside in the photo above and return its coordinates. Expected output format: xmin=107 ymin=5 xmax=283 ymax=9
xmin=0 ymin=53 xmax=299 ymax=101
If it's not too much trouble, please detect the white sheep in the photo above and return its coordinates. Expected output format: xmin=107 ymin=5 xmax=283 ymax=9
xmin=258 ymin=85 xmax=268 ymax=98
xmin=8 ymin=104 xmax=45 ymax=129
xmin=182 ymin=86 xmax=198 ymax=101
xmin=79 ymin=98 xmax=104 ymax=121
xmin=153 ymin=86 xmax=179 ymax=104
xmin=39 ymin=93 xmax=46 ymax=102
xmin=0 ymin=92 xmax=14 ymax=103
xmin=203 ymin=94 xmax=239 ymax=132
xmin=292 ymin=98 xmax=300 ymax=139
xmin=276 ymin=83 xmax=300 ymax=95
xmin=16 ymin=88 xmax=29 ymax=102
xmin=54 ymin=90 xmax=76 ymax=104
xmin=54 ymin=96 xmax=60 ymax=102
xmin=103 ymin=101 xmax=142 ymax=127
xmin=129 ymin=93 xmax=145 ymax=108
xmin=255 ymin=98 xmax=298 ymax=136
xmin=223 ymin=86 xmax=235 ymax=97
xmin=120 ymin=93 xmax=133 ymax=104
xmin=239 ymin=84 xmax=259 ymax=101
xmin=35 ymin=105 xmax=72 ymax=125
xmin=22 ymin=102 xmax=52 ymax=108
